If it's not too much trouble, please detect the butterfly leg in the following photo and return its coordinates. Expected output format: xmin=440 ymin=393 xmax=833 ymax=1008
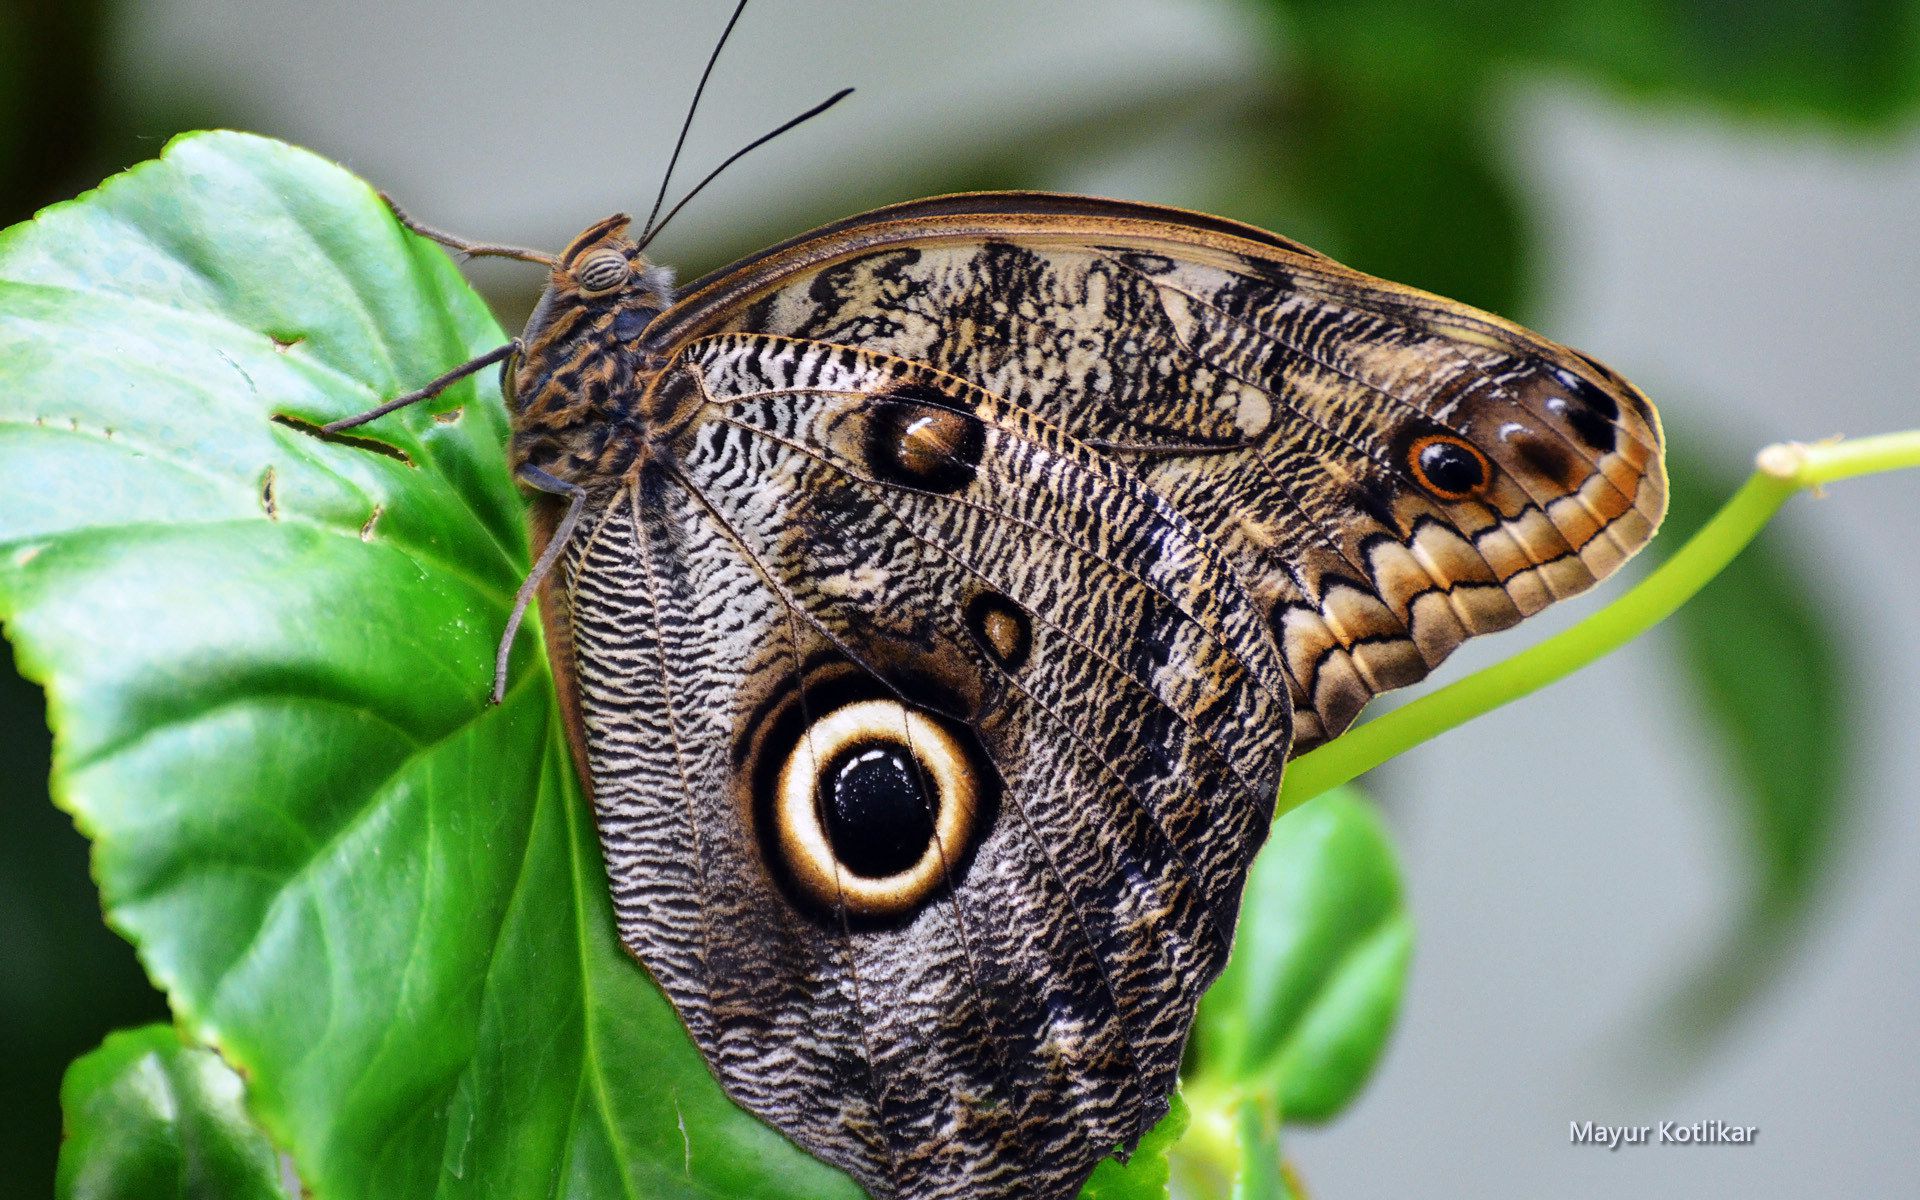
xmin=493 ymin=464 xmax=586 ymax=704
xmin=324 ymin=340 xmax=520 ymax=432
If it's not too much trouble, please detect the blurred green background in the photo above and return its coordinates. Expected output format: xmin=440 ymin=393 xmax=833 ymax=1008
xmin=2 ymin=0 xmax=1915 ymax=1196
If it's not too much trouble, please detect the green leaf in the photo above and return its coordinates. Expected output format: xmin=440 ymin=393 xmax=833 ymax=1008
xmin=1647 ymin=431 xmax=1852 ymax=1042
xmin=1192 ymin=786 xmax=1412 ymax=1122
xmin=57 ymin=1025 xmax=285 ymax=1200
xmin=1167 ymin=1083 xmax=1299 ymax=1199
xmin=0 ymin=131 xmax=857 ymax=1200
xmin=1173 ymin=788 xmax=1410 ymax=1194
xmin=1520 ymin=0 xmax=1920 ymax=127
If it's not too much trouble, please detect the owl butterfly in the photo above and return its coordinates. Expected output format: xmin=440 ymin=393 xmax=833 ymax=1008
xmin=337 ymin=189 xmax=1663 ymax=1195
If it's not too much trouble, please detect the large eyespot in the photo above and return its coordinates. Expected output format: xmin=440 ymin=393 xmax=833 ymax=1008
xmin=574 ymin=248 xmax=631 ymax=296
xmin=1407 ymin=433 xmax=1492 ymax=501
xmin=770 ymin=698 xmax=983 ymax=919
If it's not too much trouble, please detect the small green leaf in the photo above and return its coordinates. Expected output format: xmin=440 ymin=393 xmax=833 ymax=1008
xmin=0 ymin=131 xmax=857 ymax=1200
xmin=1168 ymin=1082 xmax=1298 ymax=1200
xmin=57 ymin=1025 xmax=285 ymax=1200
xmin=1193 ymin=787 xmax=1411 ymax=1121
xmin=1079 ymin=1094 xmax=1190 ymax=1200
xmin=1176 ymin=787 xmax=1410 ymax=1192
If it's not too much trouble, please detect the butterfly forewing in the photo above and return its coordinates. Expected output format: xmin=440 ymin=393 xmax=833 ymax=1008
xmin=651 ymin=194 xmax=1665 ymax=748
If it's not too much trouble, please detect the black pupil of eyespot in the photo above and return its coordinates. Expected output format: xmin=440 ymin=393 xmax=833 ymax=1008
xmin=1418 ymin=440 xmax=1485 ymax=494
xmin=821 ymin=742 xmax=936 ymax=879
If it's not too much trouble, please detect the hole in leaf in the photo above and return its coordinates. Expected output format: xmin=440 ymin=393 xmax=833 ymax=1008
xmin=270 ymin=413 xmax=415 ymax=466
xmin=259 ymin=466 xmax=279 ymax=520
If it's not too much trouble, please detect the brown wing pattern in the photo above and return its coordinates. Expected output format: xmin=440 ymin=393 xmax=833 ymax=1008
xmin=653 ymin=195 xmax=1666 ymax=748
xmin=565 ymin=334 xmax=1288 ymax=1198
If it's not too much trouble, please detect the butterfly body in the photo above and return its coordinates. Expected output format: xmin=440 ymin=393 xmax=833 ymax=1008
xmin=491 ymin=193 xmax=1664 ymax=1199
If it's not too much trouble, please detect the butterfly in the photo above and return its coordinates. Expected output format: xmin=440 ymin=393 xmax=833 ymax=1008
xmin=326 ymin=181 xmax=1665 ymax=1198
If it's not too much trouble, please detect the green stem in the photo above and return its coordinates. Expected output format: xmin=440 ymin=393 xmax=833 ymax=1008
xmin=1276 ymin=430 xmax=1920 ymax=814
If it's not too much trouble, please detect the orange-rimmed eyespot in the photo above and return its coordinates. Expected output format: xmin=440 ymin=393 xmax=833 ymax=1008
xmin=770 ymin=698 xmax=983 ymax=919
xmin=1407 ymin=433 xmax=1492 ymax=501
xmin=574 ymin=248 xmax=631 ymax=296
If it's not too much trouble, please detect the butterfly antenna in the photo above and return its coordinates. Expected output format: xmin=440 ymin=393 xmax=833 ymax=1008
xmin=637 ymin=86 xmax=855 ymax=254
xmin=640 ymin=0 xmax=752 ymax=240
xmin=382 ymin=193 xmax=555 ymax=266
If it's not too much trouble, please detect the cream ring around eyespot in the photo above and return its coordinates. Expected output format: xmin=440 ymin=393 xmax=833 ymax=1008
xmin=773 ymin=698 xmax=978 ymax=918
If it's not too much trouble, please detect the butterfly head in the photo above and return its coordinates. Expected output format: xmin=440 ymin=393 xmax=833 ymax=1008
xmin=504 ymin=214 xmax=677 ymax=481
xmin=517 ymin=214 xmax=677 ymax=357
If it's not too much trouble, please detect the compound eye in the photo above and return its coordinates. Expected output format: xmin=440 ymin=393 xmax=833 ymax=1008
xmin=574 ymin=248 xmax=631 ymax=296
xmin=771 ymin=698 xmax=981 ymax=918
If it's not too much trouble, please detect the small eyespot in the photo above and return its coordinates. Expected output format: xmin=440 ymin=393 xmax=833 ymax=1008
xmin=964 ymin=592 xmax=1031 ymax=672
xmin=1547 ymin=395 xmax=1618 ymax=454
xmin=1408 ymin=434 xmax=1491 ymax=501
xmin=771 ymin=699 xmax=981 ymax=918
xmin=574 ymin=248 xmax=631 ymax=296
xmin=1501 ymin=422 xmax=1584 ymax=490
xmin=865 ymin=385 xmax=983 ymax=494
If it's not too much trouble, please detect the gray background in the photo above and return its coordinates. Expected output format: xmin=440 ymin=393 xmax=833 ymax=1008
xmin=109 ymin=1 xmax=1920 ymax=1195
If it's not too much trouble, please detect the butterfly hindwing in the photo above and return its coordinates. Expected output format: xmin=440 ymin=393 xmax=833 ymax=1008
xmin=563 ymin=333 xmax=1288 ymax=1198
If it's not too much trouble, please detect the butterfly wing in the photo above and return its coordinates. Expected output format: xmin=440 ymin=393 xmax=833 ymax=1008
xmin=547 ymin=193 xmax=1665 ymax=1198
xmin=649 ymin=192 xmax=1666 ymax=749
xmin=565 ymin=335 xmax=1288 ymax=1198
